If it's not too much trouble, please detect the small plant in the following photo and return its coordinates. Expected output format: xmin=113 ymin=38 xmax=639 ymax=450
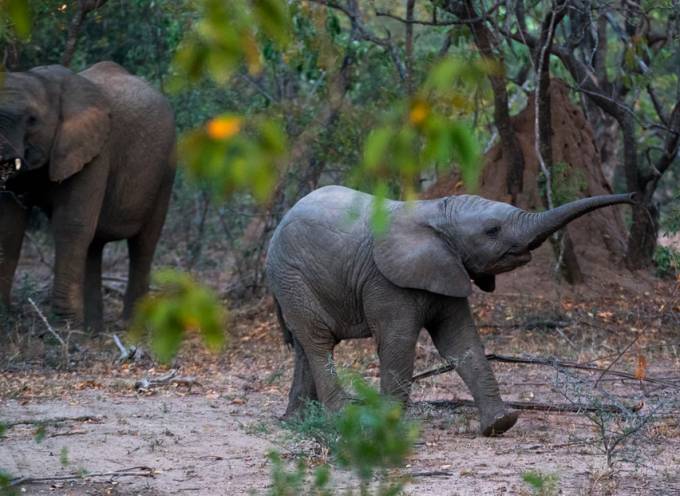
xmin=272 ymin=375 xmax=419 ymax=495
xmin=653 ymin=245 xmax=680 ymax=279
xmin=553 ymin=367 xmax=667 ymax=470
xmin=283 ymin=400 xmax=339 ymax=454
xmin=522 ymin=470 xmax=559 ymax=496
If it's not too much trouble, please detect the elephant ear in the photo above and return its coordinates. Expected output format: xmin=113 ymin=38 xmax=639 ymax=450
xmin=372 ymin=206 xmax=472 ymax=298
xmin=49 ymin=71 xmax=110 ymax=182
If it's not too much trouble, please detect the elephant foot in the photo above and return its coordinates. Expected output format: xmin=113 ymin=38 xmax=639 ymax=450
xmin=480 ymin=409 xmax=519 ymax=437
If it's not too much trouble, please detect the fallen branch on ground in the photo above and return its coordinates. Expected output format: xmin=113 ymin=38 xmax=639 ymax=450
xmin=9 ymin=466 xmax=154 ymax=488
xmin=5 ymin=415 xmax=103 ymax=429
xmin=27 ymin=298 xmax=66 ymax=347
xmin=412 ymin=353 xmax=679 ymax=388
xmin=134 ymin=369 xmax=201 ymax=391
xmin=422 ymin=399 xmax=641 ymax=414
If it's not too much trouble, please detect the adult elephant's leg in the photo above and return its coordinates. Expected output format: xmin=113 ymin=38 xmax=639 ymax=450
xmin=0 ymin=196 xmax=29 ymax=310
xmin=84 ymin=240 xmax=105 ymax=333
xmin=51 ymin=161 xmax=107 ymax=325
xmin=284 ymin=338 xmax=318 ymax=418
xmin=427 ymin=299 xmax=518 ymax=436
xmin=123 ymin=179 xmax=172 ymax=320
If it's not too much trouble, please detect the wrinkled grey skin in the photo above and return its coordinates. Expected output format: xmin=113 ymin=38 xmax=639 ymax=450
xmin=266 ymin=185 xmax=634 ymax=436
xmin=0 ymin=62 xmax=176 ymax=332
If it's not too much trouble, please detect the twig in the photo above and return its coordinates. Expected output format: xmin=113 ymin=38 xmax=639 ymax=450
xmin=412 ymin=353 xmax=679 ymax=388
xmin=423 ymin=399 xmax=638 ymax=414
xmin=27 ymin=298 xmax=66 ymax=347
xmin=406 ymin=470 xmax=454 ymax=477
xmin=134 ymin=370 xmax=201 ymax=390
xmin=9 ymin=466 xmax=154 ymax=487
xmin=5 ymin=415 xmax=102 ymax=429
xmin=593 ymin=335 xmax=640 ymax=388
xmin=112 ymin=334 xmax=132 ymax=361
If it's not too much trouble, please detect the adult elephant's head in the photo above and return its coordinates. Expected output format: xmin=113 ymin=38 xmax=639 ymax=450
xmin=373 ymin=192 xmax=636 ymax=295
xmin=0 ymin=65 xmax=110 ymax=186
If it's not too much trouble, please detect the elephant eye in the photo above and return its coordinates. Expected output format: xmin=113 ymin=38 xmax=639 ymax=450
xmin=485 ymin=226 xmax=501 ymax=238
xmin=26 ymin=115 xmax=37 ymax=126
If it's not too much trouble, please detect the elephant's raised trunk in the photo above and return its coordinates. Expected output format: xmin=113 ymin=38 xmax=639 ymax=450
xmin=524 ymin=193 xmax=637 ymax=250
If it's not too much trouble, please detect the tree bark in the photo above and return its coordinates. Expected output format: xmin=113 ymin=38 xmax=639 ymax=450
xmin=62 ymin=0 xmax=109 ymax=67
xmin=534 ymin=0 xmax=582 ymax=283
xmin=439 ymin=0 xmax=525 ymax=204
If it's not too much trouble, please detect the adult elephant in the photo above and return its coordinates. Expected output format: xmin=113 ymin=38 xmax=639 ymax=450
xmin=266 ymin=185 xmax=635 ymax=436
xmin=0 ymin=62 xmax=176 ymax=332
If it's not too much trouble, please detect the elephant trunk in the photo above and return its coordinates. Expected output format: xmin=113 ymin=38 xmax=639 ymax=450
xmin=523 ymin=193 xmax=637 ymax=250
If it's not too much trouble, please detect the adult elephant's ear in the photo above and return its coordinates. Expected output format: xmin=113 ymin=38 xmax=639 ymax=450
xmin=372 ymin=205 xmax=471 ymax=298
xmin=49 ymin=71 xmax=110 ymax=182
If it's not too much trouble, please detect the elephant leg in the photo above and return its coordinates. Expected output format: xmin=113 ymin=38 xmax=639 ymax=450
xmin=277 ymin=289 xmax=348 ymax=412
xmin=51 ymin=162 xmax=107 ymax=325
xmin=376 ymin=327 xmax=420 ymax=403
xmin=0 ymin=196 xmax=29 ymax=310
xmin=123 ymin=181 xmax=172 ymax=320
xmin=427 ymin=300 xmax=518 ymax=436
xmin=283 ymin=338 xmax=318 ymax=418
xmin=84 ymin=240 xmax=104 ymax=333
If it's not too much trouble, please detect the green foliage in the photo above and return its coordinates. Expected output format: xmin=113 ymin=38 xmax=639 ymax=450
xmin=283 ymin=401 xmax=339 ymax=453
xmin=173 ymin=0 xmax=291 ymax=85
xmin=0 ymin=0 xmax=32 ymax=41
xmin=181 ymin=114 xmax=288 ymax=202
xmin=130 ymin=270 xmax=228 ymax=363
xmin=59 ymin=447 xmax=69 ymax=467
xmin=276 ymin=376 xmax=418 ymax=495
xmin=653 ymin=245 xmax=680 ymax=279
xmin=335 ymin=376 xmax=419 ymax=484
xmin=0 ymin=423 xmax=5 ymax=438
xmin=33 ymin=424 xmax=46 ymax=443
xmin=0 ymin=469 xmax=14 ymax=495
xmin=266 ymin=451 xmax=331 ymax=496
xmin=522 ymin=471 xmax=559 ymax=496
xmin=538 ymin=161 xmax=587 ymax=207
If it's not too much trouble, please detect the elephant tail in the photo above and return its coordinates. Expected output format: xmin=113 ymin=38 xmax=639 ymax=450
xmin=274 ymin=297 xmax=293 ymax=350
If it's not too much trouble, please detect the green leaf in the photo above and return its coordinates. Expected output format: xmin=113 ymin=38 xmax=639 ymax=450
xmin=59 ymin=447 xmax=69 ymax=467
xmin=449 ymin=123 xmax=481 ymax=192
xmin=370 ymin=186 xmax=391 ymax=236
xmin=363 ymin=127 xmax=393 ymax=171
xmin=130 ymin=270 xmax=228 ymax=363
xmin=252 ymin=0 xmax=291 ymax=46
xmin=4 ymin=0 xmax=32 ymax=40
xmin=33 ymin=424 xmax=46 ymax=443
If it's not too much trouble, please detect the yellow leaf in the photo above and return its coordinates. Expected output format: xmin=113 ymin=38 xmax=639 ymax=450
xmin=206 ymin=116 xmax=241 ymax=140
xmin=408 ymin=101 xmax=429 ymax=126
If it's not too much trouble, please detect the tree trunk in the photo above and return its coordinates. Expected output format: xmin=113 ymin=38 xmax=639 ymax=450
xmin=534 ymin=0 xmax=582 ymax=283
xmin=440 ymin=0 xmax=525 ymax=204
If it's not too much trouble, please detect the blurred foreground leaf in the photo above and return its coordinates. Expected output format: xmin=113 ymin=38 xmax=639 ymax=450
xmin=172 ymin=0 xmax=291 ymax=86
xmin=181 ymin=115 xmax=287 ymax=202
xmin=0 ymin=0 xmax=32 ymax=40
xmin=336 ymin=374 xmax=420 ymax=483
xmin=130 ymin=270 xmax=228 ymax=363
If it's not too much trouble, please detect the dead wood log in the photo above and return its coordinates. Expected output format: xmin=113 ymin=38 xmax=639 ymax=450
xmin=412 ymin=353 xmax=680 ymax=388
xmin=422 ymin=399 xmax=640 ymax=414
xmin=5 ymin=415 xmax=102 ymax=429
xmin=9 ymin=466 xmax=154 ymax=488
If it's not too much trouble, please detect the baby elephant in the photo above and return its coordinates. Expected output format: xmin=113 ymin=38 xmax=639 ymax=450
xmin=266 ymin=185 xmax=634 ymax=436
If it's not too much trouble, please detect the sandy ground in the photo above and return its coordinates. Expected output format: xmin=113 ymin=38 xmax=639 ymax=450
xmin=2 ymin=289 xmax=680 ymax=496
xmin=1 ymin=248 xmax=679 ymax=495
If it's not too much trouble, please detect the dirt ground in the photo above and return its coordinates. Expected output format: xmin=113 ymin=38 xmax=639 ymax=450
xmin=1 ymin=249 xmax=680 ymax=496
